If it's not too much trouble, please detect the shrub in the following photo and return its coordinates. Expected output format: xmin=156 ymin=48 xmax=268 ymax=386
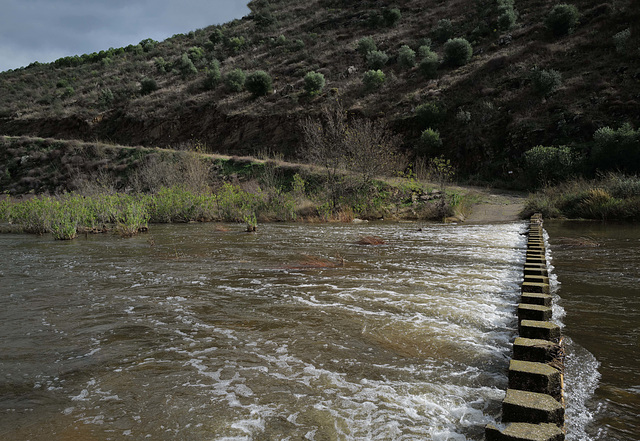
xmin=366 ymin=50 xmax=389 ymax=69
xmin=224 ymin=68 xmax=246 ymax=92
xmin=209 ymin=28 xmax=224 ymax=45
xmin=613 ymin=28 xmax=631 ymax=54
xmin=592 ymin=123 xmax=640 ymax=174
xmin=154 ymin=57 xmax=167 ymax=73
xmin=226 ymin=36 xmax=246 ymax=53
xmin=188 ymin=46 xmax=205 ymax=63
xmin=382 ymin=8 xmax=402 ymax=27
xmin=443 ymin=38 xmax=473 ymax=66
xmin=433 ymin=19 xmax=454 ymax=43
xmin=177 ymin=53 xmax=197 ymax=78
xmin=398 ymin=45 xmax=416 ymax=69
xmin=362 ymin=69 xmax=386 ymax=91
xmin=203 ymin=60 xmax=221 ymax=90
xmin=245 ymin=70 xmax=273 ymax=97
xmin=418 ymin=44 xmax=432 ymax=58
xmin=546 ymin=4 xmax=579 ymax=37
xmin=304 ymin=71 xmax=325 ymax=95
xmin=497 ymin=0 xmax=517 ymax=30
xmin=418 ymin=128 xmax=443 ymax=156
xmin=415 ymin=102 xmax=444 ymax=128
xmin=530 ymin=68 xmax=562 ymax=96
xmin=419 ymin=50 xmax=440 ymax=78
xmin=523 ymin=145 xmax=577 ymax=185
xmin=291 ymin=39 xmax=305 ymax=51
xmin=498 ymin=9 xmax=517 ymax=30
xmin=357 ymin=37 xmax=377 ymax=57
xmin=98 ymin=88 xmax=114 ymax=109
xmin=140 ymin=77 xmax=158 ymax=95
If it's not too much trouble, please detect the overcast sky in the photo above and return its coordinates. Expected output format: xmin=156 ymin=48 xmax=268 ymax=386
xmin=0 ymin=0 xmax=250 ymax=72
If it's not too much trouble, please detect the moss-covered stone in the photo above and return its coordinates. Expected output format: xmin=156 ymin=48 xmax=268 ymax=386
xmin=521 ymin=293 xmax=552 ymax=307
xmin=518 ymin=304 xmax=552 ymax=322
xmin=502 ymin=389 xmax=564 ymax=424
xmin=509 ymin=360 xmax=562 ymax=399
xmin=513 ymin=337 xmax=561 ymax=363
xmin=486 ymin=422 xmax=564 ymax=441
xmin=522 ymin=281 xmax=550 ymax=294
xmin=520 ymin=320 xmax=561 ymax=341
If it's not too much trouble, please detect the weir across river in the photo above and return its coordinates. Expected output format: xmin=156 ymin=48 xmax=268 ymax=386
xmin=486 ymin=214 xmax=566 ymax=441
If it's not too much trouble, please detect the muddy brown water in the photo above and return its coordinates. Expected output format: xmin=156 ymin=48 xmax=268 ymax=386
xmin=545 ymin=221 xmax=640 ymax=441
xmin=0 ymin=221 xmax=628 ymax=440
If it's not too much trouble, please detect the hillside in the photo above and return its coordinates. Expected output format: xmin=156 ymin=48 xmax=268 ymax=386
xmin=1 ymin=0 xmax=638 ymax=183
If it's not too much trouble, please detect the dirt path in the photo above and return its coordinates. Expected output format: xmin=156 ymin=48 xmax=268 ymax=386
xmin=463 ymin=189 xmax=526 ymax=223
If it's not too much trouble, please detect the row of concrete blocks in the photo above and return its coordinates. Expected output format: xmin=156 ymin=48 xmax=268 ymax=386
xmin=486 ymin=216 xmax=566 ymax=441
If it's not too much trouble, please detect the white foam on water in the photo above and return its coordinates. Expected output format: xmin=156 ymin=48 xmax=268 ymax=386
xmin=563 ymin=336 xmax=601 ymax=441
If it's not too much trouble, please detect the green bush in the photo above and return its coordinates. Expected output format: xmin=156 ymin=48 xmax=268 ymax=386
xmin=530 ymin=68 xmax=562 ymax=96
xmin=357 ymin=37 xmax=377 ymax=57
xmin=382 ymin=8 xmax=402 ymax=27
xmin=592 ymin=123 xmax=640 ymax=174
xmin=418 ymin=44 xmax=432 ymax=58
xmin=98 ymin=88 xmax=114 ymax=109
xmin=443 ymin=38 xmax=473 ymax=66
xmin=366 ymin=50 xmax=389 ymax=69
xmin=154 ymin=57 xmax=167 ymax=73
xmin=245 ymin=70 xmax=273 ymax=97
xmin=209 ymin=28 xmax=224 ymax=45
xmin=224 ymin=68 xmax=246 ymax=92
xmin=304 ymin=71 xmax=326 ymax=95
xmin=362 ymin=69 xmax=386 ymax=91
xmin=497 ymin=0 xmax=517 ymax=30
xmin=188 ymin=46 xmax=205 ymax=63
xmin=203 ymin=60 xmax=221 ymax=90
xmin=226 ymin=36 xmax=246 ymax=53
xmin=546 ymin=4 xmax=579 ymax=37
xmin=140 ymin=77 xmax=158 ymax=95
xmin=291 ymin=39 xmax=305 ymax=52
xmin=498 ymin=9 xmax=517 ymax=30
xmin=418 ymin=128 xmax=443 ymax=156
xmin=419 ymin=50 xmax=440 ymax=78
xmin=398 ymin=45 xmax=416 ymax=69
xmin=177 ymin=53 xmax=197 ymax=78
xmin=613 ymin=28 xmax=631 ymax=54
xmin=433 ymin=19 xmax=454 ymax=43
xmin=523 ymin=145 xmax=577 ymax=185
xmin=415 ymin=102 xmax=444 ymax=128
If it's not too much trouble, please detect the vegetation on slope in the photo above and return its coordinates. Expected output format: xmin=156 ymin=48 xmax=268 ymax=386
xmin=0 ymin=0 xmax=638 ymax=185
xmin=0 ymin=135 xmax=475 ymax=238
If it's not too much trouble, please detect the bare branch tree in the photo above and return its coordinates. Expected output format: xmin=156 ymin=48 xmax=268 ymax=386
xmin=301 ymin=98 xmax=405 ymax=210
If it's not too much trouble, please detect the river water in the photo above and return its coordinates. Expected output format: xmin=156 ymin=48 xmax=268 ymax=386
xmin=545 ymin=221 xmax=640 ymax=441
xmin=0 ymin=221 xmax=631 ymax=440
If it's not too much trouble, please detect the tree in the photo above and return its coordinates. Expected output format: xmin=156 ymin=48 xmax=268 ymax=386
xmin=546 ymin=4 xmax=579 ymax=37
xmin=443 ymin=38 xmax=473 ymax=66
xmin=398 ymin=45 xmax=416 ymax=69
xmin=357 ymin=37 xmax=377 ymax=57
xmin=304 ymin=71 xmax=325 ymax=95
xmin=301 ymin=99 xmax=403 ymax=209
xmin=245 ymin=70 xmax=273 ymax=97
xmin=224 ymin=68 xmax=246 ymax=92
xmin=362 ymin=69 xmax=386 ymax=91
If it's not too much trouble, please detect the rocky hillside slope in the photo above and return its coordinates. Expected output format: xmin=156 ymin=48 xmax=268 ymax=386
xmin=0 ymin=0 xmax=638 ymax=181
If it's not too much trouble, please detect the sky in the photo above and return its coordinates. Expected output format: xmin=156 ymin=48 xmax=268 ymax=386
xmin=0 ymin=0 xmax=250 ymax=72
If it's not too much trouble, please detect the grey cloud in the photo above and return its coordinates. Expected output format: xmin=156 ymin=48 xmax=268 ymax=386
xmin=0 ymin=0 xmax=250 ymax=71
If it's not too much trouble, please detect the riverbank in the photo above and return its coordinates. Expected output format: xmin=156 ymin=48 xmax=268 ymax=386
xmin=524 ymin=173 xmax=640 ymax=221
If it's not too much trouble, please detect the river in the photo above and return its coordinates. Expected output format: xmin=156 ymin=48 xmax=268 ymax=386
xmin=0 ymin=221 xmax=634 ymax=440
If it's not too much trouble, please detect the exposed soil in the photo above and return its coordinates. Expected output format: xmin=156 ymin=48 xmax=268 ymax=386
xmin=461 ymin=188 xmax=526 ymax=223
